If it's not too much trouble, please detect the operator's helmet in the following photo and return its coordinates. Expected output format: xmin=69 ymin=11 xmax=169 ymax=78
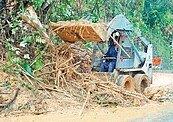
xmin=113 ymin=31 xmax=120 ymax=38
xmin=113 ymin=31 xmax=120 ymax=46
xmin=109 ymin=30 xmax=120 ymax=46
xmin=115 ymin=31 xmax=120 ymax=36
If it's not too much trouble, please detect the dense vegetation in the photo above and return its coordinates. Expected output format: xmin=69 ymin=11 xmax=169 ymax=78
xmin=0 ymin=0 xmax=173 ymax=72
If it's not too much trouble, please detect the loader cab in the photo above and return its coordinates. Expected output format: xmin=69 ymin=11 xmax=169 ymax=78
xmin=91 ymin=14 xmax=135 ymax=72
xmin=91 ymin=14 xmax=152 ymax=83
xmin=91 ymin=30 xmax=135 ymax=72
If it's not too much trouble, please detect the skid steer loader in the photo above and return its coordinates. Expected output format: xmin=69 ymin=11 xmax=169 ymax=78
xmin=50 ymin=14 xmax=153 ymax=93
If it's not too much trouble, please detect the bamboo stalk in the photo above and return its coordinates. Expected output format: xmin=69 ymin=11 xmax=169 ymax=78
xmin=23 ymin=73 xmax=34 ymax=85
xmin=79 ymin=89 xmax=90 ymax=116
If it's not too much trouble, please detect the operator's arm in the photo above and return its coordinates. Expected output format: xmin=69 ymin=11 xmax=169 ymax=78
xmin=100 ymin=47 xmax=111 ymax=58
xmin=104 ymin=47 xmax=111 ymax=57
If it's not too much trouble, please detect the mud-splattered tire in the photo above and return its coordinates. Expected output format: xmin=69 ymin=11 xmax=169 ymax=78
xmin=117 ymin=75 xmax=135 ymax=91
xmin=134 ymin=74 xmax=151 ymax=93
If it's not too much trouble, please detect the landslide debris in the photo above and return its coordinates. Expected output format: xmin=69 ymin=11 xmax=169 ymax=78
xmin=0 ymin=43 xmax=149 ymax=116
xmin=0 ymin=42 xmax=173 ymax=116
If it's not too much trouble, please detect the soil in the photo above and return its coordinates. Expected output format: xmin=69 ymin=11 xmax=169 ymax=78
xmin=0 ymin=102 xmax=173 ymax=122
xmin=0 ymin=72 xmax=173 ymax=122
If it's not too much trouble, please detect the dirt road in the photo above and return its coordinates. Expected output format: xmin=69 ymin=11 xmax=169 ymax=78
xmin=152 ymin=72 xmax=173 ymax=86
xmin=1 ymin=102 xmax=173 ymax=122
xmin=129 ymin=109 xmax=173 ymax=122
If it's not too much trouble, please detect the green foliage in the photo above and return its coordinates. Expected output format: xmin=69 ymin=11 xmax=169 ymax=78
xmin=140 ymin=0 xmax=173 ymax=69
xmin=20 ymin=62 xmax=32 ymax=75
xmin=48 ymin=1 xmax=80 ymax=22
xmin=1 ymin=0 xmax=173 ymax=71
xmin=3 ymin=82 xmax=11 ymax=87
xmin=85 ymin=42 xmax=93 ymax=49
xmin=28 ymin=0 xmax=173 ymax=69
xmin=33 ymin=0 xmax=45 ymax=9
xmin=0 ymin=1 xmax=47 ymax=77
xmin=22 ymin=82 xmax=36 ymax=91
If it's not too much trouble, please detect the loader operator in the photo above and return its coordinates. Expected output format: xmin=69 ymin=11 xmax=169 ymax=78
xmin=99 ymin=30 xmax=120 ymax=72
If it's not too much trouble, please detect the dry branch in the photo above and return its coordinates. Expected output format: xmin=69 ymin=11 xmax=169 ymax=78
xmin=36 ymin=43 xmax=149 ymax=107
xmin=20 ymin=6 xmax=49 ymax=39
xmin=79 ymin=89 xmax=90 ymax=116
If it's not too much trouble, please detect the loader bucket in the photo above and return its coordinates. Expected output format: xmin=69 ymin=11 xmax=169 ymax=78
xmin=50 ymin=20 xmax=107 ymax=43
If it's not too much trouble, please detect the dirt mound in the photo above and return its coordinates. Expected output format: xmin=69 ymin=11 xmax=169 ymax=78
xmin=36 ymin=43 xmax=149 ymax=108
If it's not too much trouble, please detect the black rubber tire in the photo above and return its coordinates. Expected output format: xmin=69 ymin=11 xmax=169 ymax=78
xmin=117 ymin=75 xmax=135 ymax=91
xmin=134 ymin=74 xmax=151 ymax=93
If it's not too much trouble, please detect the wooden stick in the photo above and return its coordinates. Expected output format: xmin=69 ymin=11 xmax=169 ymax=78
xmin=0 ymin=88 xmax=20 ymax=112
xmin=20 ymin=6 xmax=49 ymax=39
xmin=23 ymin=73 xmax=34 ymax=85
xmin=42 ymin=62 xmax=56 ymax=68
xmin=98 ymin=83 xmax=149 ymax=102
xmin=36 ymin=82 xmax=52 ymax=96
xmin=58 ymin=54 xmax=73 ymax=67
xmin=43 ymin=86 xmax=64 ymax=93
xmin=103 ymin=28 xmax=130 ymax=58
xmin=79 ymin=89 xmax=90 ymax=116
xmin=0 ymin=104 xmax=6 ymax=107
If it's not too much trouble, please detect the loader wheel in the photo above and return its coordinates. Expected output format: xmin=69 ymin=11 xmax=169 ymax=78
xmin=134 ymin=74 xmax=150 ymax=93
xmin=117 ymin=75 xmax=135 ymax=91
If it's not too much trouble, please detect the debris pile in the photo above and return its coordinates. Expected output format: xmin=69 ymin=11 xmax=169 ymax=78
xmin=37 ymin=43 xmax=149 ymax=108
xmin=0 ymin=43 xmax=150 ymax=116
xmin=144 ymin=87 xmax=166 ymax=101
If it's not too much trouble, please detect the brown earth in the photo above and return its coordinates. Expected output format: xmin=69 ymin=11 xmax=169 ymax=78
xmin=0 ymin=72 xmax=173 ymax=122
xmin=0 ymin=102 xmax=173 ymax=122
